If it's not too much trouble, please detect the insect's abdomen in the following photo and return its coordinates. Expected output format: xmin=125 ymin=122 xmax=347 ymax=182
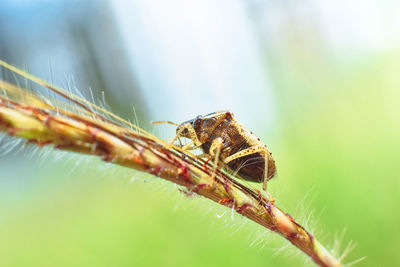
xmin=227 ymin=143 xmax=276 ymax=182
xmin=200 ymin=118 xmax=276 ymax=183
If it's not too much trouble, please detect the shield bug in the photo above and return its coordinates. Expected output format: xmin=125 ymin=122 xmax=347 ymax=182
xmin=153 ymin=111 xmax=276 ymax=193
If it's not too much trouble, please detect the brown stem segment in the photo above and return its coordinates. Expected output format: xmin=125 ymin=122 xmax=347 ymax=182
xmin=0 ymin=97 xmax=342 ymax=267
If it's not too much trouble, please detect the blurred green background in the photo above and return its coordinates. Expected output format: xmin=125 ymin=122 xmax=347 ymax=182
xmin=0 ymin=1 xmax=399 ymax=266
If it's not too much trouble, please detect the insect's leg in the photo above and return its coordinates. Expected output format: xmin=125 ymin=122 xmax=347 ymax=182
xmin=169 ymin=126 xmax=185 ymax=146
xmin=196 ymin=153 xmax=209 ymax=158
xmin=223 ymin=146 xmax=266 ymax=164
xmin=170 ymin=123 xmax=202 ymax=147
xmin=223 ymin=146 xmax=274 ymax=203
xmin=223 ymin=146 xmax=268 ymax=186
xmin=180 ymin=141 xmax=204 ymax=161
xmin=209 ymin=137 xmax=223 ymax=181
xmin=261 ymin=149 xmax=269 ymax=191
xmin=260 ymin=149 xmax=275 ymax=203
xmin=181 ymin=140 xmax=195 ymax=151
xmin=183 ymin=123 xmax=202 ymax=146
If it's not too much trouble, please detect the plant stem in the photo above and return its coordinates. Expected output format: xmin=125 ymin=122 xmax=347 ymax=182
xmin=0 ymin=94 xmax=341 ymax=266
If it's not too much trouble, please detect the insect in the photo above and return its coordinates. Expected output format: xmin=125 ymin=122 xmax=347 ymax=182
xmin=153 ymin=111 xmax=276 ymax=193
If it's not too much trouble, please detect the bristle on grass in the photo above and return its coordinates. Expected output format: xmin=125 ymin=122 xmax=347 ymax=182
xmin=0 ymin=60 xmax=343 ymax=267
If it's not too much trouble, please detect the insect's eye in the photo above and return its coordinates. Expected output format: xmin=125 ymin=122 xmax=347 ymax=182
xmin=176 ymin=126 xmax=189 ymax=136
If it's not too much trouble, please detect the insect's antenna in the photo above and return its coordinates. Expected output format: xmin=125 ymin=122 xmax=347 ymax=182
xmin=151 ymin=120 xmax=181 ymax=127
xmin=152 ymin=120 xmax=183 ymax=147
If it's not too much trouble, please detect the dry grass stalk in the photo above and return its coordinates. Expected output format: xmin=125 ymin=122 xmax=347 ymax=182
xmin=0 ymin=60 xmax=342 ymax=267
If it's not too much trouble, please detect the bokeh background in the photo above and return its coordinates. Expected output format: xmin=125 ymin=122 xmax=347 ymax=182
xmin=0 ymin=0 xmax=399 ymax=266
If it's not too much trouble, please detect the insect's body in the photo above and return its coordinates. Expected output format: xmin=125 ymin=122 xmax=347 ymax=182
xmin=173 ymin=111 xmax=276 ymax=187
xmin=197 ymin=112 xmax=276 ymax=182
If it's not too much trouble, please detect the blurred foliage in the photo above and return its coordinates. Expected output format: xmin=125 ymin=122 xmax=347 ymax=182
xmin=270 ymin=49 xmax=400 ymax=266
xmin=0 ymin=1 xmax=399 ymax=266
xmin=0 ymin=50 xmax=399 ymax=267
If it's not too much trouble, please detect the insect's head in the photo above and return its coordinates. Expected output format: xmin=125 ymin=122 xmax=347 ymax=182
xmin=152 ymin=111 xmax=229 ymax=144
xmin=177 ymin=115 xmax=203 ymax=138
xmin=177 ymin=112 xmax=227 ymax=143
